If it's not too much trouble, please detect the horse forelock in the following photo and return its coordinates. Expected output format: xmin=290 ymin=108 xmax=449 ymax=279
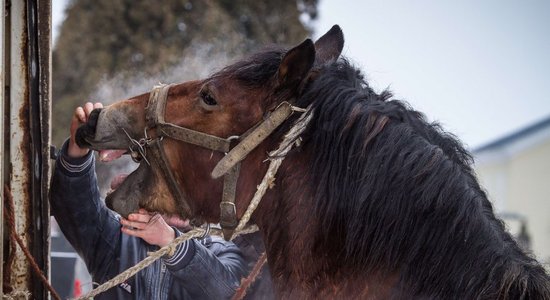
xmin=281 ymin=59 xmax=550 ymax=298
xmin=212 ymin=46 xmax=284 ymax=89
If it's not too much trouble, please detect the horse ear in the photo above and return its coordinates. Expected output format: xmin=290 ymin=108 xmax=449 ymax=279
xmin=277 ymin=39 xmax=315 ymax=89
xmin=314 ymin=25 xmax=344 ymax=64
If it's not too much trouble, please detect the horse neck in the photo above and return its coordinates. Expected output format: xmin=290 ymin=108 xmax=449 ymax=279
xmin=247 ymin=150 xmax=321 ymax=287
xmin=251 ymin=152 xmax=319 ymax=268
xmin=245 ymin=136 xmax=550 ymax=298
xmin=247 ymin=151 xmax=397 ymax=297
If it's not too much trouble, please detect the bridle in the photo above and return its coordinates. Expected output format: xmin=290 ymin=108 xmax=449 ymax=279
xmin=127 ymin=83 xmax=304 ymax=240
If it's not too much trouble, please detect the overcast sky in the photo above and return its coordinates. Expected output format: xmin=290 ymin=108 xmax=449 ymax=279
xmin=315 ymin=1 xmax=550 ymax=149
xmin=53 ymin=0 xmax=550 ymax=149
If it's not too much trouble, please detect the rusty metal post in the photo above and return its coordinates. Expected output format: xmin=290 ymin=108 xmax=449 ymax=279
xmin=8 ymin=0 xmax=33 ymax=293
xmin=33 ymin=0 xmax=53 ymax=298
xmin=0 ymin=0 xmax=5 ymax=295
xmin=3 ymin=0 xmax=51 ymax=298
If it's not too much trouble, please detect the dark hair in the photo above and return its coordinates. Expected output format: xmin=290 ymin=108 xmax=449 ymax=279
xmin=212 ymin=46 xmax=549 ymax=297
xmin=291 ymin=59 xmax=550 ymax=298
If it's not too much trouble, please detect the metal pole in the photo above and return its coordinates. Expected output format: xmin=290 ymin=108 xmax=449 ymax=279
xmin=0 ymin=0 xmax=5 ymax=295
xmin=9 ymin=0 xmax=33 ymax=292
xmin=32 ymin=0 xmax=52 ymax=298
xmin=4 ymin=0 xmax=51 ymax=298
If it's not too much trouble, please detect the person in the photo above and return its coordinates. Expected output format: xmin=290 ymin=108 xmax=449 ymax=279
xmin=50 ymin=102 xmax=250 ymax=299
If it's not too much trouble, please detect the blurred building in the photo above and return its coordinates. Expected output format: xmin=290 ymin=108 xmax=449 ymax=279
xmin=473 ymin=116 xmax=550 ymax=266
xmin=51 ymin=217 xmax=93 ymax=298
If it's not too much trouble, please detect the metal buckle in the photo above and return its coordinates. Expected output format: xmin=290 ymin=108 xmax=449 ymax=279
xmin=219 ymin=201 xmax=238 ymax=228
xmin=122 ymin=127 xmax=151 ymax=165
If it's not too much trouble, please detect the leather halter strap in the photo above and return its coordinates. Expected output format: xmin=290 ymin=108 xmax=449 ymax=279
xmin=145 ymin=84 xmax=194 ymax=219
xmin=211 ymin=101 xmax=294 ymax=178
xmin=141 ymin=84 xmax=297 ymax=239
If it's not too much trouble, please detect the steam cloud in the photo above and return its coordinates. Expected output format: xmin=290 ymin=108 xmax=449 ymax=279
xmin=89 ymin=44 xmax=231 ymax=198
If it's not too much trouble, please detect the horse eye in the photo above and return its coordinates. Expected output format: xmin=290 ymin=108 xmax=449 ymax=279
xmin=200 ymin=91 xmax=217 ymax=106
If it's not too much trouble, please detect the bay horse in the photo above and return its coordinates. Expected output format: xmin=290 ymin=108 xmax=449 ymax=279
xmin=76 ymin=25 xmax=550 ymax=298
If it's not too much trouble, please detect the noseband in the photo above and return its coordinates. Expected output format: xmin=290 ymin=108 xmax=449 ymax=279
xmin=129 ymin=84 xmax=303 ymax=239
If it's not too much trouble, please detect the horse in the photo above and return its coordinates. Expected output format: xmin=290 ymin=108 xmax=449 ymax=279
xmin=75 ymin=25 xmax=550 ymax=298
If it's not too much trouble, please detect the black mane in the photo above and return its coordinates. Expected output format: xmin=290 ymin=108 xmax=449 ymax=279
xmin=293 ymin=59 xmax=550 ymax=298
xmin=217 ymin=48 xmax=550 ymax=297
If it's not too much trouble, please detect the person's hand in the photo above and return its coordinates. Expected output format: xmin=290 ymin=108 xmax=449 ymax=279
xmin=120 ymin=209 xmax=176 ymax=247
xmin=68 ymin=102 xmax=103 ymax=158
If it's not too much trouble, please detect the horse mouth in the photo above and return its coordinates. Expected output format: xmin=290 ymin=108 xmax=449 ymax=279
xmin=104 ymin=160 xmax=148 ymax=218
xmin=96 ymin=146 xmax=149 ymax=217
xmin=101 ymin=147 xmax=174 ymax=219
xmin=109 ymin=173 xmax=129 ymax=193
xmin=98 ymin=149 xmax=127 ymax=162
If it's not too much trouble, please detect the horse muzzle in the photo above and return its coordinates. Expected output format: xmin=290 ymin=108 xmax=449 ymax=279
xmin=75 ymin=107 xmax=139 ymax=150
xmin=75 ymin=108 xmax=102 ymax=148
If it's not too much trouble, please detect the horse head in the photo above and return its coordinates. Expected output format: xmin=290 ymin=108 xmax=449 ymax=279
xmin=75 ymin=26 xmax=344 ymax=226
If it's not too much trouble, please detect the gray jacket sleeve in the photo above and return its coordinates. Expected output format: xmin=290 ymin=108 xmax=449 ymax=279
xmin=50 ymin=140 xmax=247 ymax=298
xmin=50 ymin=141 xmax=122 ymax=280
xmin=163 ymin=232 xmax=248 ymax=298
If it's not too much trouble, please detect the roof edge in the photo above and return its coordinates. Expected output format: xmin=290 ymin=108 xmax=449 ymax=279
xmin=473 ymin=115 xmax=550 ymax=154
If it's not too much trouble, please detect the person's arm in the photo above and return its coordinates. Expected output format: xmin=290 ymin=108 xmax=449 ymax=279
xmin=122 ymin=211 xmax=247 ymax=298
xmin=163 ymin=233 xmax=247 ymax=299
xmin=50 ymin=102 xmax=122 ymax=281
xmin=50 ymin=140 xmax=122 ymax=280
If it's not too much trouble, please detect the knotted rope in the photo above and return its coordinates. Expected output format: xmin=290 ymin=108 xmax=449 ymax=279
xmin=74 ymin=225 xmax=260 ymax=300
xmin=231 ymin=106 xmax=313 ymax=238
xmin=3 ymin=185 xmax=62 ymax=300
xmin=2 ymin=290 xmax=31 ymax=300
xmin=77 ymin=227 xmax=201 ymax=299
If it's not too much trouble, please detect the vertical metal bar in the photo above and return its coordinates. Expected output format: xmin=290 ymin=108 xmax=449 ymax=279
xmin=9 ymin=0 xmax=33 ymax=293
xmin=0 ymin=0 xmax=5 ymax=295
xmin=2 ymin=0 xmax=51 ymax=297
xmin=34 ymin=0 xmax=52 ymax=298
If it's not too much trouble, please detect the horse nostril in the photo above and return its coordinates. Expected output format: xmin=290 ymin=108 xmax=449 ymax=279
xmin=75 ymin=127 xmax=92 ymax=148
xmin=87 ymin=108 xmax=102 ymax=128
xmin=75 ymin=108 xmax=103 ymax=148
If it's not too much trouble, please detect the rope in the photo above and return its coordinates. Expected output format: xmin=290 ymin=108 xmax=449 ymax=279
xmin=231 ymin=252 xmax=268 ymax=300
xmin=210 ymin=224 xmax=259 ymax=238
xmin=2 ymin=290 xmax=31 ymax=300
xmin=74 ymin=225 xmax=259 ymax=300
xmin=232 ymin=106 xmax=313 ymax=238
xmin=3 ymin=185 xmax=62 ymax=300
xmin=75 ymin=228 xmax=203 ymax=300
